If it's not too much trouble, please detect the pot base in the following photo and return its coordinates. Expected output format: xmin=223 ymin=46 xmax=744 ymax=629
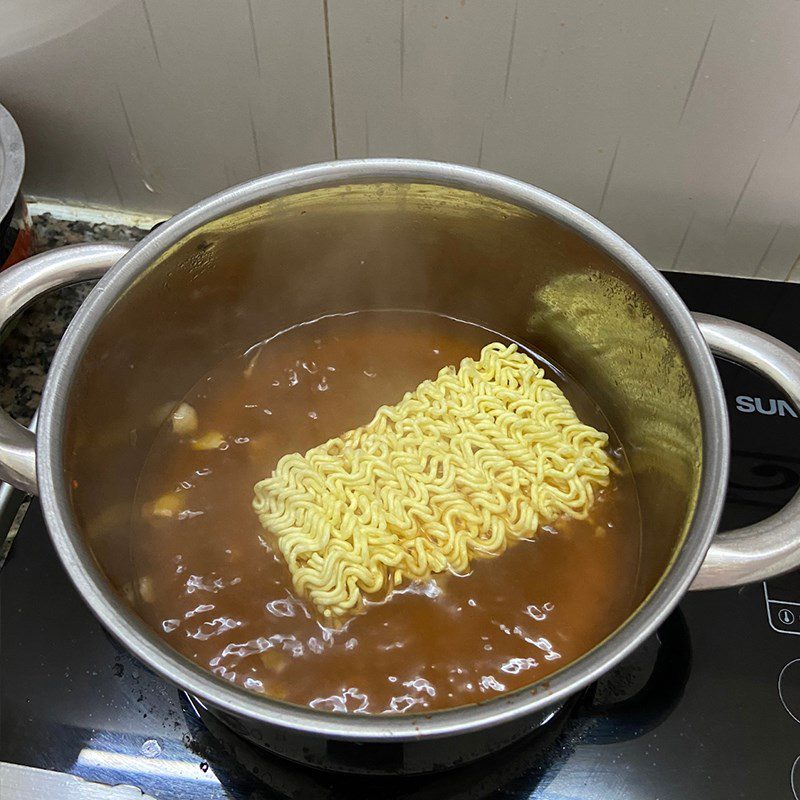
xmin=191 ymin=695 xmax=571 ymax=776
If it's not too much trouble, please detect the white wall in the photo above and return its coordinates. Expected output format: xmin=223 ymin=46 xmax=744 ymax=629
xmin=2 ymin=0 xmax=800 ymax=279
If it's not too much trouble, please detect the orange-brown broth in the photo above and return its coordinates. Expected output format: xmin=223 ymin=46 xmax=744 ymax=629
xmin=131 ymin=311 xmax=641 ymax=714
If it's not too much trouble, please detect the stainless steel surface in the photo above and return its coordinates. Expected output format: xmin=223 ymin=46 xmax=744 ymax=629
xmin=0 ymin=245 xmax=128 ymax=493
xmin=0 ymin=159 xmax=747 ymax=770
xmin=691 ymin=313 xmax=800 ymax=589
xmin=0 ymin=103 xmax=24 ymax=224
xmin=0 ymin=412 xmax=36 ymax=569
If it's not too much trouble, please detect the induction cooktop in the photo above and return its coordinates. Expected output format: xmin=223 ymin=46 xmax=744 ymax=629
xmin=1 ymin=271 xmax=799 ymax=799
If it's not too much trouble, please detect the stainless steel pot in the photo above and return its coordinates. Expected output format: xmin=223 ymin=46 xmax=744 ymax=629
xmin=0 ymin=102 xmax=34 ymax=270
xmin=1 ymin=160 xmax=799 ymax=774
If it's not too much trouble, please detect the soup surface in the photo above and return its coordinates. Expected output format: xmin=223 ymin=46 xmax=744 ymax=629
xmin=131 ymin=311 xmax=641 ymax=714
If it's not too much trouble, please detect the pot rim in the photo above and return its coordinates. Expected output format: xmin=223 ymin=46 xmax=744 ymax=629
xmin=38 ymin=158 xmax=728 ymax=741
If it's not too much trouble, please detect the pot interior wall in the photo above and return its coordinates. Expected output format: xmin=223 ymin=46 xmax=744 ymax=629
xmin=63 ymin=182 xmax=702 ymax=634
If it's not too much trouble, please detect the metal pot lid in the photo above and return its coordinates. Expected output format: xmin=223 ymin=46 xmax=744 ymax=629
xmin=0 ymin=102 xmax=25 ymax=223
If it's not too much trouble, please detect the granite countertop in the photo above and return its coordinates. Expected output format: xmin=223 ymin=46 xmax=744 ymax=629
xmin=0 ymin=214 xmax=149 ymax=426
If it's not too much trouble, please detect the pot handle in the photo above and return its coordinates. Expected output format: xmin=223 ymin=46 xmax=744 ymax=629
xmin=0 ymin=244 xmax=130 ymax=495
xmin=691 ymin=312 xmax=800 ymax=590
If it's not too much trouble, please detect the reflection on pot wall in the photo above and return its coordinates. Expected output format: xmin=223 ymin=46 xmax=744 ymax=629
xmin=1 ymin=0 xmax=800 ymax=280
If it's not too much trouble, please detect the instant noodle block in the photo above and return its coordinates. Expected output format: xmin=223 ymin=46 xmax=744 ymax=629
xmin=253 ymin=343 xmax=611 ymax=619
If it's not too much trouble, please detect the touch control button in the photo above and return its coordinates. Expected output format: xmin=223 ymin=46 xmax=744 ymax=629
xmin=780 ymin=608 xmax=796 ymax=625
xmin=778 ymin=659 xmax=800 ymax=724
xmin=768 ymin=603 xmax=800 ymax=634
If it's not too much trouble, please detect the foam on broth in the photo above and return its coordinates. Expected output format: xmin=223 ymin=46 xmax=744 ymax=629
xmin=131 ymin=310 xmax=641 ymax=714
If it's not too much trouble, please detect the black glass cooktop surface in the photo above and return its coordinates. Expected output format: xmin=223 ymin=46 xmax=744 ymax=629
xmin=2 ymin=272 xmax=799 ymax=799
